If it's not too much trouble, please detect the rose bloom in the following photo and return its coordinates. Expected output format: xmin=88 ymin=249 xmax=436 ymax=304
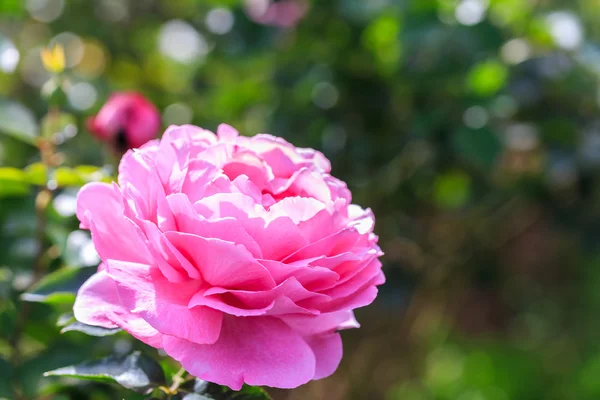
xmin=74 ymin=124 xmax=384 ymax=389
xmin=87 ymin=92 xmax=160 ymax=151
xmin=244 ymin=0 xmax=309 ymax=28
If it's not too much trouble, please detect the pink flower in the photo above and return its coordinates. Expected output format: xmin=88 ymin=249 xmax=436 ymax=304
xmin=244 ymin=0 xmax=309 ymax=28
xmin=87 ymin=92 xmax=160 ymax=151
xmin=74 ymin=124 xmax=384 ymax=389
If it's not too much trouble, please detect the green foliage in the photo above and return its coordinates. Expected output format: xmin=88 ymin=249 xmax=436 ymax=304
xmin=21 ymin=267 xmax=96 ymax=304
xmin=60 ymin=321 xmax=122 ymax=337
xmin=45 ymin=351 xmax=166 ymax=394
xmin=180 ymin=380 xmax=272 ymax=400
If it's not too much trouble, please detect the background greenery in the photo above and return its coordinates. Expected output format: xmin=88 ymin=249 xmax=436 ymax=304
xmin=1 ymin=0 xmax=600 ymax=399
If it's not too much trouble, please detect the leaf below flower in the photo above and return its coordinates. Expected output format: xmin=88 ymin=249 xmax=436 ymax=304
xmin=182 ymin=379 xmax=272 ymax=400
xmin=44 ymin=351 xmax=166 ymax=393
xmin=60 ymin=321 xmax=122 ymax=337
xmin=21 ymin=266 xmax=95 ymax=304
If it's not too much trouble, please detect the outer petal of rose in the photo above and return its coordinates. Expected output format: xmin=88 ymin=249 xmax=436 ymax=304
xmin=73 ymin=271 xmax=162 ymax=347
xmin=164 ymin=232 xmax=276 ymax=290
xmin=118 ymin=149 xmax=154 ymax=197
xmin=323 ymin=258 xmax=384 ymax=300
xmin=162 ymin=316 xmax=316 ymax=390
xmin=217 ymin=123 xmax=239 ymax=141
xmin=283 ymin=228 xmax=361 ymax=263
xmin=281 ymin=310 xmax=360 ymax=336
xmin=162 ymin=124 xmax=216 ymax=149
xmin=270 ymin=168 xmax=332 ymax=203
xmin=305 ymin=333 xmax=343 ymax=380
xmin=76 ymin=182 xmax=151 ymax=264
xmin=319 ymin=280 xmax=382 ymax=313
xmin=73 ymin=271 xmax=119 ymax=329
xmin=330 ymin=253 xmax=382 ymax=284
xmin=106 ymin=310 xmax=164 ymax=348
xmin=107 ymin=260 xmax=223 ymax=345
xmin=266 ymin=197 xmax=343 ymax=243
xmin=250 ymin=134 xmax=331 ymax=175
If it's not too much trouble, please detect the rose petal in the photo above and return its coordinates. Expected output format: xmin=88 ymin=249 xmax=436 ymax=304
xmin=167 ymin=193 xmax=263 ymax=258
xmin=107 ymin=260 xmax=223 ymax=345
xmin=163 ymin=316 xmax=316 ymax=390
xmin=77 ymin=182 xmax=151 ymax=264
xmin=165 ymin=232 xmax=276 ymax=290
xmin=73 ymin=271 xmax=162 ymax=347
xmin=306 ymin=333 xmax=343 ymax=380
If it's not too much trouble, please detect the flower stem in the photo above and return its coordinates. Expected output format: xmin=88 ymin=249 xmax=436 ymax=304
xmin=169 ymin=367 xmax=188 ymax=394
xmin=9 ymin=131 xmax=57 ymax=400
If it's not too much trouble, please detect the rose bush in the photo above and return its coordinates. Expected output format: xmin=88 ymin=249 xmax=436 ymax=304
xmin=73 ymin=124 xmax=384 ymax=389
xmin=87 ymin=92 xmax=160 ymax=151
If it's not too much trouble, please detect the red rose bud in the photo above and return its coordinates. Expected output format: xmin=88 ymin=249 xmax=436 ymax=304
xmin=87 ymin=92 xmax=160 ymax=151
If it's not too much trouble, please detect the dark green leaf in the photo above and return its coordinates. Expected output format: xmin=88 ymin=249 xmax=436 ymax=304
xmin=185 ymin=380 xmax=272 ymax=400
xmin=183 ymin=394 xmax=213 ymax=400
xmin=60 ymin=321 xmax=122 ymax=337
xmin=452 ymin=128 xmax=501 ymax=172
xmin=44 ymin=351 xmax=166 ymax=393
xmin=21 ymin=266 xmax=95 ymax=304
xmin=0 ymin=357 xmax=12 ymax=398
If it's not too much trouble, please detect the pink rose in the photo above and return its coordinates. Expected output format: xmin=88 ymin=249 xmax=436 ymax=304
xmin=244 ymin=0 xmax=309 ymax=28
xmin=74 ymin=124 xmax=384 ymax=389
xmin=87 ymin=92 xmax=160 ymax=151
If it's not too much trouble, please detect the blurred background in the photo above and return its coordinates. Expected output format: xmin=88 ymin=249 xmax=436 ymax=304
xmin=1 ymin=0 xmax=600 ymax=399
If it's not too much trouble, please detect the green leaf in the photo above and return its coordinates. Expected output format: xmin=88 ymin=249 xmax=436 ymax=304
xmin=183 ymin=394 xmax=213 ymax=400
xmin=0 ymin=167 xmax=31 ymax=197
xmin=21 ymin=266 xmax=95 ymax=304
xmin=467 ymin=60 xmax=508 ymax=97
xmin=25 ymin=163 xmax=48 ymax=185
xmin=52 ymin=166 xmax=111 ymax=188
xmin=74 ymin=165 xmax=111 ymax=183
xmin=44 ymin=351 xmax=166 ymax=393
xmin=0 ymin=357 xmax=12 ymax=398
xmin=53 ymin=167 xmax=86 ymax=187
xmin=185 ymin=380 xmax=272 ymax=400
xmin=433 ymin=171 xmax=472 ymax=209
xmin=0 ymin=0 xmax=24 ymax=16
xmin=60 ymin=321 xmax=122 ymax=337
xmin=0 ymin=167 xmax=27 ymax=181
xmin=0 ymin=99 xmax=39 ymax=145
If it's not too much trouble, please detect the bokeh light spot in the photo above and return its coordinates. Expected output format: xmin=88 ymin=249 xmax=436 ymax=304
xmin=206 ymin=8 xmax=235 ymax=35
xmin=26 ymin=0 xmax=65 ymax=22
xmin=159 ymin=20 xmax=209 ymax=64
